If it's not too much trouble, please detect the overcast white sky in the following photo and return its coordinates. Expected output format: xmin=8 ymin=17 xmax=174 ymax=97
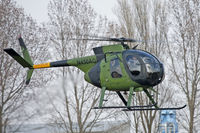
xmin=16 ymin=0 xmax=118 ymax=23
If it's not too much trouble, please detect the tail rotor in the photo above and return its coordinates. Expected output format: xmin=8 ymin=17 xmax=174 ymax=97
xmin=4 ymin=36 xmax=34 ymax=85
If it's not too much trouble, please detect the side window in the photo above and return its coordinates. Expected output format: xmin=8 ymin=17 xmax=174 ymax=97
xmin=110 ymin=58 xmax=122 ymax=78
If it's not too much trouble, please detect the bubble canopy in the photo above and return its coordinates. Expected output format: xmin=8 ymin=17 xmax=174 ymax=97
xmin=123 ymin=49 xmax=164 ymax=86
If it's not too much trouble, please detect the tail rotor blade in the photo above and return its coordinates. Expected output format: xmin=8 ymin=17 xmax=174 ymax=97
xmin=4 ymin=48 xmax=32 ymax=68
xmin=18 ymin=36 xmax=33 ymax=65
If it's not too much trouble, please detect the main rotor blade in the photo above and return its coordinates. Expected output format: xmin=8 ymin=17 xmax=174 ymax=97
xmin=93 ymin=103 xmax=156 ymax=109
xmin=70 ymin=38 xmax=112 ymax=42
xmin=70 ymin=37 xmax=139 ymax=43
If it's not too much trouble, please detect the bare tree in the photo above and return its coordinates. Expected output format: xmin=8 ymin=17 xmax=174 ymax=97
xmin=115 ymin=0 xmax=135 ymax=39
xmin=0 ymin=0 xmax=50 ymax=132
xmin=114 ymin=0 xmax=173 ymax=132
xmin=46 ymin=0 xmax=116 ymax=133
xmin=167 ymin=0 xmax=200 ymax=132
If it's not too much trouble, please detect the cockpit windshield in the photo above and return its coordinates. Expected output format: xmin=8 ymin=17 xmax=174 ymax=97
xmin=123 ymin=49 xmax=164 ymax=86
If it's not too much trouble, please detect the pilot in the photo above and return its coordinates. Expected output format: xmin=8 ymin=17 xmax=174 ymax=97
xmin=128 ymin=56 xmax=137 ymax=66
xmin=127 ymin=56 xmax=141 ymax=75
xmin=110 ymin=59 xmax=122 ymax=78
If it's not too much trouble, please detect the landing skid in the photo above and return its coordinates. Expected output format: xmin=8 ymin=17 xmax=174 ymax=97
xmin=122 ymin=105 xmax=186 ymax=111
xmin=93 ymin=103 xmax=156 ymax=109
xmin=93 ymin=104 xmax=186 ymax=111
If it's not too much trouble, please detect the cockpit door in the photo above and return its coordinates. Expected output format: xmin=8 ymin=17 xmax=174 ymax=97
xmin=110 ymin=58 xmax=123 ymax=78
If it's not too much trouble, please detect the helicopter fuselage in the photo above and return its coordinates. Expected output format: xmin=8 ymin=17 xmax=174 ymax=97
xmin=84 ymin=48 xmax=164 ymax=91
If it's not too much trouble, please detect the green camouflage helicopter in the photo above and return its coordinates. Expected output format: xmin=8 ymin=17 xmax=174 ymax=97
xmin=4 ymin=36 xmax=186 ymax=111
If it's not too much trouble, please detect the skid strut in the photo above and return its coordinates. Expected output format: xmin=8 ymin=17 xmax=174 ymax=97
xmin=98 ymin=87 xmax=106 ymax=108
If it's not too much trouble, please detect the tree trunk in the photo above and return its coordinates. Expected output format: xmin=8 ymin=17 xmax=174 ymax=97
xmin=0 ymin=108 xmax=2 ymax=133
xmin=189 ymin=105 xmax=194 ymax=133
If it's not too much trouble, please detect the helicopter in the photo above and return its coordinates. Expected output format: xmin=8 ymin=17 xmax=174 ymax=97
xmin=4 ymin=36 xmax=186 ymax=111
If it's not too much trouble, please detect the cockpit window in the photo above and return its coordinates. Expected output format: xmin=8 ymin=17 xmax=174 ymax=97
xmin=142 ymin=56 xmax=160 ymax=73
xmin=123 ymin=49 xmax=164 ymax=86
xmin=143 ymin=56 xmax=153 ymax=64
xmin=126 ymin=55 xmax=141 ymax=76
xmin=110 ymin=58 xmax=122 ymax=78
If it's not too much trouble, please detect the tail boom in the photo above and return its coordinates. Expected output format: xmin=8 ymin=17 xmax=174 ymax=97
xmin=32 ymin=55 xmax=98 ymax=71
xmin=33 ymin=60 xmax=69 ymax=69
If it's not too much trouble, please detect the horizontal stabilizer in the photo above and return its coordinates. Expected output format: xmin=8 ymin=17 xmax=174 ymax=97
xmin=4 ymin=48 xmax=32 ymax=68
